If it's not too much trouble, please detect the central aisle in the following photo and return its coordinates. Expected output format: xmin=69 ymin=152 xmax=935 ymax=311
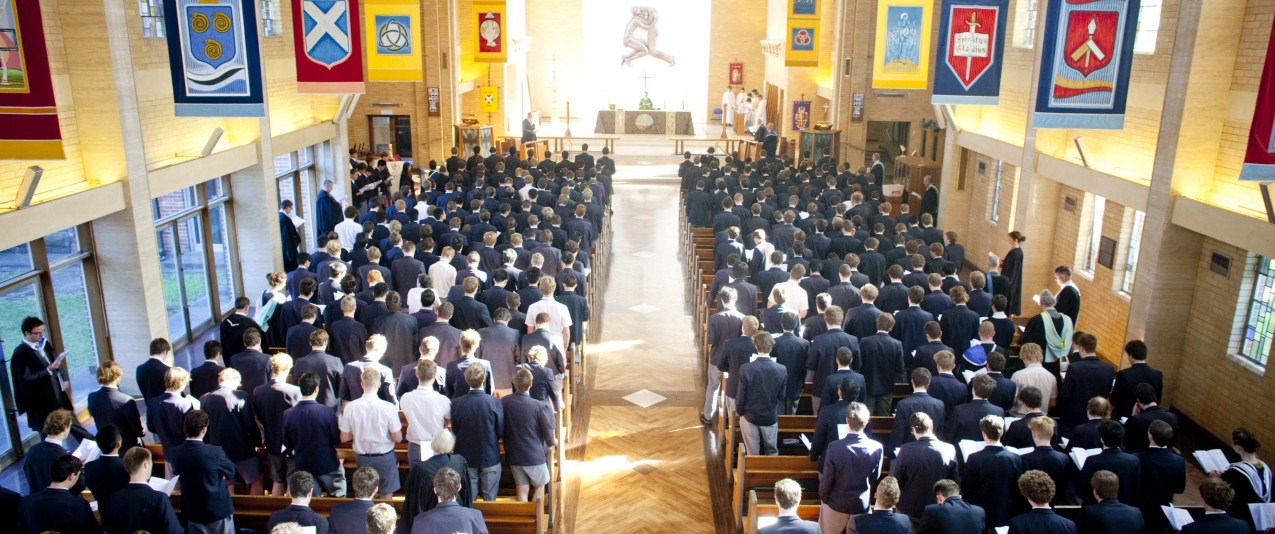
xmin=565 ymin=181 xmax=718 ymax=532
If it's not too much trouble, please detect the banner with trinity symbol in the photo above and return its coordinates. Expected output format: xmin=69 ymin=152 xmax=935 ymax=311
xmin=1034 ymin=0 xmax=1140 ymax=129
xmin=365 ymin=0 xmax=422 ymax=81
xmin=162 ymin=0 xmax=265 ymax=117
xmin=785 ymin=19 xmax=819 ymax=67
xmin=872 ymin=0 xmax=933 ymax=89
xmin=1241 ymin=19 xmax=1275 ymax=181
xmin=0 ymin=0 xmax=64 ymax=159
xmin=932 ymin=0 xmax=1007 ymax=105
xmin=291 ymin=0 xmax=364 ymax=93
xmin=474 ymin=0 xmax=506 ymax=63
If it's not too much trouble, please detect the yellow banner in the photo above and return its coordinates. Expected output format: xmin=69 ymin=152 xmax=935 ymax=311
xmin=872 ymin=0 xmax=933 ymax=89
xmin=365 ymin=0 xmax=423 ymax=81
xmin=479 ymin=86 xmax=500 ymax=113
xmin=788 ymin=0 xmax=820 ymax=19
xmin=785 ymin=19 xmax=819 ymax=68
xmin=474 ymin=0 xmax=508 ymax=63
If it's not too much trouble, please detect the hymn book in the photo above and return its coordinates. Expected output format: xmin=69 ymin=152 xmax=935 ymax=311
xmin=1250 ymin=503 xmax=1275 ymax=530
xmin=148 ymin=475 xmax=180 ymax=496
xmin=1162 ymin=505 xmax=1194 ymax=530
xmin=1069 ymin=448 xmax=1101 ymax=469
xmin=1193 ymin=449 xmax=1231 ymax=473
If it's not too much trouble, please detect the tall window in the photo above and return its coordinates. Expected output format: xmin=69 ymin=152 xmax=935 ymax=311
xmin=1079 ymin=194 xmax=1106 ymax=274
xmin=989 ymin=160 xmax=1005 ymax=224
xmin=1121 ymin=210 xmax=1146 ymax=293
xmin=261 ymin=0 xmax=284 ymax=37
xmin=1013 ymin=0 xmax=1038 ymax=48
xmin=276 ymin=146 xmax=319 ymax=248
xmin=0 ymin=226 xmax=107 ymax=464
xmin=1240 ymin=256 xmax=1275 ymax=367
xmin=153 ymin=177 xmax=239 ymax=346
xmin=1134 ymin=0 xmax=1163 ymax=54
xmin=138 ymin=0 xmax=166 ymax=38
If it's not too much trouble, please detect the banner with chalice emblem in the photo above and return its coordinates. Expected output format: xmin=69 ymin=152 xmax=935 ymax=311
xmin=162 ymin=0 xmax=265 ymax=117
xmin=365 ymin=0 xmax=423 ymax=81
xmin=474 ymin=0 xmax=507 ymax=63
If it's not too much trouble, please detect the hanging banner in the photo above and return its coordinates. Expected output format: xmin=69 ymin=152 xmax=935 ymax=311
xmin=365 ymin=0 xmax=423 ymax=81
xmin=784 ymin=19 xmax=819 ymax=67
xmin=729 ymin=62 xmax=743 ymax=85
xmin=479 ymin=86 xmax=499 ymax=113
xmin=162 ymin=0 xmax=265 ymax=117
xmin=291 ymin=0 xmax=365 ymax=93
xmin=792 ymin=101 xmax=812 ymax=131
xmin=473 ymin=0 xmax=506 ymax=63
xmin=1241 ymin=20 xmax=1275 ymax=180
xmin=932 ymin=0 xmax=1007 ymax=105
xmin=0 ymin=0 xmax=64 ymax=159
xmin=788 ymin=0 xmax=820 ymax=19
xmin=1034 ymin=0 xmax=1140 ymax=129
xmin=872 ymin=0 xmax=934 ymax=89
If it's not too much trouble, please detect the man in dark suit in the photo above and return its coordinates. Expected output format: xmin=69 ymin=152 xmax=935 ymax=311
xmin=218 ymin=298 xmax=261 ymax=359
xmin=1020 ymin=417 xmax=1071 ymax=505
xmin=230 ymin=328 xmax=272 ymax=403
xmin=103 ymin=446 xmax=182 ymax=534
xmin=852 ymin=476 xmax=912 ymax=534
xmin=811 ymin=378 xmax=864 ymax=471
xmin=755 ymin=254 xmax=790 ymax=308
xmin=1109 ymin=339 xmax=1163 ymax=420
xmin=1057 ymin=333 xmax=1115 ymax=427
xmin=982 ymin=352 xmax=1017 ymax=413
xmin=686 ymin=180 xmax=713 ymax=227
xmin=168 ymin=410 xmax=236 ymax=533
xmin=87 ymin=360 xmax=144 ymax=454
xmin=450 ymin=277 xmax=494 ymax=331
xmin=1182 ymin=479 xmax=1251 ymax=534
xmin=283 ymin=372 xmax=347 ymax=497
xmin=282 ymin=279 xmax=324 ymax=333
xmin=843 ymin=285 xmax=884 ymax=340
xmin=286 ymin=253 xmax=317 ymax=298
xmin=967 ymin=274 xmax=993 ymax=318
xmin=10 ymin=317 xmax=88 ymax=440
xmin=83 ymin=425 xmax=129 ymax=510
xmin=820 ymin=346 xmax=866 ymax=410
xmin=890 ymin=412 xmax=960 ymax=520
xmin=199 ymin=368 xmax=264 ymax=495
xmin=1053 ymin=266 xmax=1081 ymax=327
xmin=859 ymin=240 xmax=888 ymax=286
xmin=891 ymin=369 xmax=947 ymax=453
xmin=23 ymin=409 xmax=82 ymax=494
xmin=280 ymin=199 xmax=302 ymax=271
xmin=190 ymin=340 xmax=225 ymax=398
xmin=1122 ymin=382 xmax=1179 ymax=453
xmin=329 ymin=295 xmax=370 ymax=364
xmin=255 ymin=353 xmax=302 ymax=497
xmin=478 ymin=310 xmax=523 ymax=396
xmin=929 ymin=352 xmax=970 ymax=418
xmin=146 ymin=367 xmax=200 ymax=467
xmin=772 ymin=312 xmax=812 ymax=415
xmin=373 ymin=291 xmax=421 ymax=375
xmin=921 ymin=274 xmax=955 ymax=319
xmin=1077 ymin=421 xmax=1141 ymax=506
xmin=877 ymin=266 xmax=910 ymax=314
xmin=329 ymin=468 xmax=379 ymax=534
xmin=1077 ymin=470 xmax=1145 ymax=533
xmin=16 ymin=454 xmax=98 ymax=534
xmin=1066 ymin=396 xmax=1109 ymax=452
xmin=938 ymin=288 xmax=981 ymax=353
xmin=828 ymin=264 xmax=865 ymax=310
xmin=964 ymin=416 xmax=1026 ymax=529
xmin=392 ymin=241 xmax=428 ymax=295
xmin=946 ymin=375 xmax=1006 ymax=443
xmin=702 ymin=287 xmax=745 ymax=424
xmin=724 ymin=263 xmax=761 ymax=317
xmin=913 ymin=322 xmax=954 ymax=377
xmin=412 ymin=468 xmax=490 ymax=534
xmin=1003 ymin=387 xmax=1061 ymax=450
xmin=1135 ymin=420 xmax=1186 ymax=534
xmin=807 ymin=306 xmax=860 ymax=413
xmin=818 ymin=402 xmax=883 ymax=532
xmin=859 ymin=313 xmax=904 ymax=416
xmin=267 ymin=471 xmax=330 ymax=533
xmin=502 ymin=368 xmax=557 ymax=501
xmin=759 ymin=478 xmax=820 ymax=534
xmin=1008 ymin=470 xmax=1077 ymax=534
xmin=916 ymin=479 xmax=987 ymax=534
xmin=737 ymin=332 xmax=787 ymax=456
xmin=285 ymin=304 xmax=323 ymax=360
xmin=451 ymin=364 xmax=504 ymax=501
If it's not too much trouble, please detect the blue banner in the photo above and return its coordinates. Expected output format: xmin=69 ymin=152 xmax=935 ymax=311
xmin=932 ymin=0 xmax=1008 ymax=105
xmin=1034 ymin=0 xmax=1140 ymax=129
xmin=163 ymin=0 xmax=265 ymax=117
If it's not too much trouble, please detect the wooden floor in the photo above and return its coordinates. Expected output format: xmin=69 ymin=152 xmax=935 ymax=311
xmin=558 ymin=180 xmax=732 ymax=533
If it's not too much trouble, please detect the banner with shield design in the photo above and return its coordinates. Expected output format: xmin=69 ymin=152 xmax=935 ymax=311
xmin=365 ymin=0 xmax=422 ymax=81
xmin=292 ymin=0 xmax=364 ymax=93
xmin=932 ymin=0 xmax=1007 ymax=105
xmin=162 ymin=0 xmax=264 ymax=117
xmin=1034 ymin=0 xmax=1141 ymax=129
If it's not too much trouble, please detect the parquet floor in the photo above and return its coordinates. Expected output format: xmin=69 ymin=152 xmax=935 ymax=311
xmin=559 ymin=180 xmax=728 ymax=533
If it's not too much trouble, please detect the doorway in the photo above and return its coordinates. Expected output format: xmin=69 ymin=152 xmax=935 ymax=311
xmin=369 ymin=115 xmax=413 ymax=158
xmin=865 ymin=120 xmax=911 ymax=173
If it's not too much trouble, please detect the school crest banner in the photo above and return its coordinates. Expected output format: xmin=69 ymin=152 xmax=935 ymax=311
xmin=162 ymin=0 xmax=265 ymax=117
xmin=788 ymin=0 xmax=820 ymax=19
xmin=365 ymin=0 xmax=423 ymax=81
xmin=473 ymin=0 xmax=506 ymax=63
xmin=792 ymin=101 xmax=812 ymax=131
xmin=784 ymin=19 xmax=819 ymax=67
xmin=1034 ymin=0 xmax=1140 ymax=129
xmin=0 ymin=0 xmax=64 ymax=159
xmin=479 ymin=86 xmax=499 ymax=113
xmin=932 ymin=0 xmax=1007 ymax=105
xmin=1241 ymin=19 xmax=1275 ymax=181
xmin=872 ymin=0 xmax=934 ymax=90
xmin=291 ymin=0 xmax=365 ymax=93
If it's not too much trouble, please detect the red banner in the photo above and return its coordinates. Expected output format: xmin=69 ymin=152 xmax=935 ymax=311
xmin=290 ymin=0 xmax=365 ymax=94
xmin=1242 ymin=18 xmax=1275 ymax=181
xmin=0 ymin=0 xmax=64 ymax=159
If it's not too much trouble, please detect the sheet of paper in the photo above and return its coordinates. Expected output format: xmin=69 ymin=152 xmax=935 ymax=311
xmin=1070 ymin=448 xmax=1100 ymax=469
xmin=1249 ymin=503 xmax=1275 ymax=530
xmin=1003 ymin=416 xmax=1021 ymax=429
xmin=962 ymin=370 xmax=977 ymax=383
xmin=837 ymin=424 xmax=849 ymax=440
xmin=148 ymin=475 xmax=180 ymax=495
xmin=1162 ymin=505 xmax=1194 ymax=530
xmin=800 ymin=434 xmax=812 ymax=451
xmin=72 ymin=438 xmax=101 ymax=464
xmin=994 ymin=527 xmax=1008 ymax=534
xmin=1006 ymin=446 xmax=1033 ymax=456
xmin=1059 ymin=437 xmax=1070 ymax=449
xmin=958 ymin=440 xmax=987 ymax=460
xmin=52 ymin=351 xmax=68 ymax=366
xmin=90 ymin=500 xmax=99 ymax=512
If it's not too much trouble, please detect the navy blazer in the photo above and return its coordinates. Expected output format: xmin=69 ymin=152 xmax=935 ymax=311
xmin=890 ymin=436 xmax=960 ymax=518
xmin=843 ymin=303 xmax=884 ymax=339
xmin=267 ymin=504 xmax=329 ymax=533
xmin=1065 ymin=419 xmax=1103 ymax=452
xmin=189 ymin=360 xmax=225 ymax=399
xmin=810 ymin=400 xmax=851 ymax=470
xmin=892 ymin=305 xmax=935 ymax=357
xmin=928 ymin=373 xmax=969 ymax=418
xmin=945 ymin=399 xmax=1005 ymax=443
xmin=17 ymin=487 xmax=98 ymax=534
xmin=827 ymin=281 xmax=863 ymax=312
xmin=821 ymin=368 xmax=867 ymax=408
xmin=1134 ymin=446 xmax=1185 ymax=507
xmin=167 ymin=439 xmax=236 ymax=523
xmin=102 ymin=482 xmax=183 ymax=534
xmin=1122 ymin=406 xmax=1178 ymax=453
xmin=1109 ymin=363 xmax=1163 ymax=420
xmin=737 ymin=356 xmax=787 ymax=426
xmin=87 ymin=386 xmax=144 ymax=452
xmin=501 ymin=392 xmax=556 ymax=466
xmin=229 ymin=349 xmax=272 ymax=402
xmin=252 ymin=381 xmax=301 ymax=455
xmin=912 ymin=341 xmax=953 ymax=377
xmin=1004 ymin=412 xmax=1061 ymax=449
xmin=853 ymin=508 xmax=911 ymax=533
xmin=83 ymin=454 xmax=129 ymax=510
xmin=24 ymin=440 xmax=79 ymax=495
xmin=1007 ymin=508 xmax=1077 ymax=534
xmin=916 ymin=496 xmax=987 ymax=534
xmin=146 ymin=391 xmax=199 ymax=448
xmin=1179 ymin=513 xmax=1251 ymax=534
xmin=719 ymin=335 xmax=757 ymax=399
xmin=1057 ymin=357 xmax=1115 ymax=427
xmin=291 ymin=350 xmax=345 ymax=409
xmin=135 ymin=357 xmax=170 ymax=401
xmin=1078 ymin=448 xmax=1141 ymax=505
xmin=450 ymin=295 xmax=494 ymax=331
xmin=819 ymin=433 xmax=884 ymax=515
xmin=964 ymin=445 xmax=1026 ymax=527
xmin=860 ymin=332 xmax=905 ymax=397
xmin=986 ymin=372 xmax=1017 ymax=413
xmin=1021 ymin=446 xmax=1071 ymax=504
xmin=938 ymin=305 xmax=981 ymax=354
xmin=773 ymin=332 xmax=811 ymax=401
xmin=757 ymin=515 xmax=820 ymax=534
xmin=327 ymin=316 xmax=370 ymax=363
xmin=808 ymin=329 xmax=860 ymax=393
xmin=1076 ymin=499 xmax=1144 ymax=534
xmin=452 ymin=389 xmax=504 ymax=469
xmin=891 ymin=392 xmax=947 ymax=452
xmin=284 ymin=322 xmax=321 ymax=361
xmin=199 ymin=386 xmax=260 ymax=461
xmin=877 ymin=282 xmax=911 ymax=314
xmin=282 ymin=399 xmax=341 ymax=475
xmin=411 ymin=501 xmax=489 ymax=534
xmin=328 ymin=499 xmax=375 ymax=534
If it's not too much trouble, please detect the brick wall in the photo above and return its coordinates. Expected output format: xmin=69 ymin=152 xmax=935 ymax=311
xmin=959 ymin=152 xmax=1019 ymax=273
xmin=707 ymin=0 xmax=768 ymax=122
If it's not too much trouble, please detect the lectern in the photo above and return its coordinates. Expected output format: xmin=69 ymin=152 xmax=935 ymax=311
xmin=798 ymin=129 xmax=841 ymax=166
xmin=454 ymin=124 xmax=494 ymax=157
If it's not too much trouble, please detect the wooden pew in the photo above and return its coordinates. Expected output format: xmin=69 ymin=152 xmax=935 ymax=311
xmin=733 ymin=444 xmax=819 ymax=531
xmin=746 ymin=490 xmax=821 ymax=534
xmin=169 ymin=494 xmax=544 ymax=534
